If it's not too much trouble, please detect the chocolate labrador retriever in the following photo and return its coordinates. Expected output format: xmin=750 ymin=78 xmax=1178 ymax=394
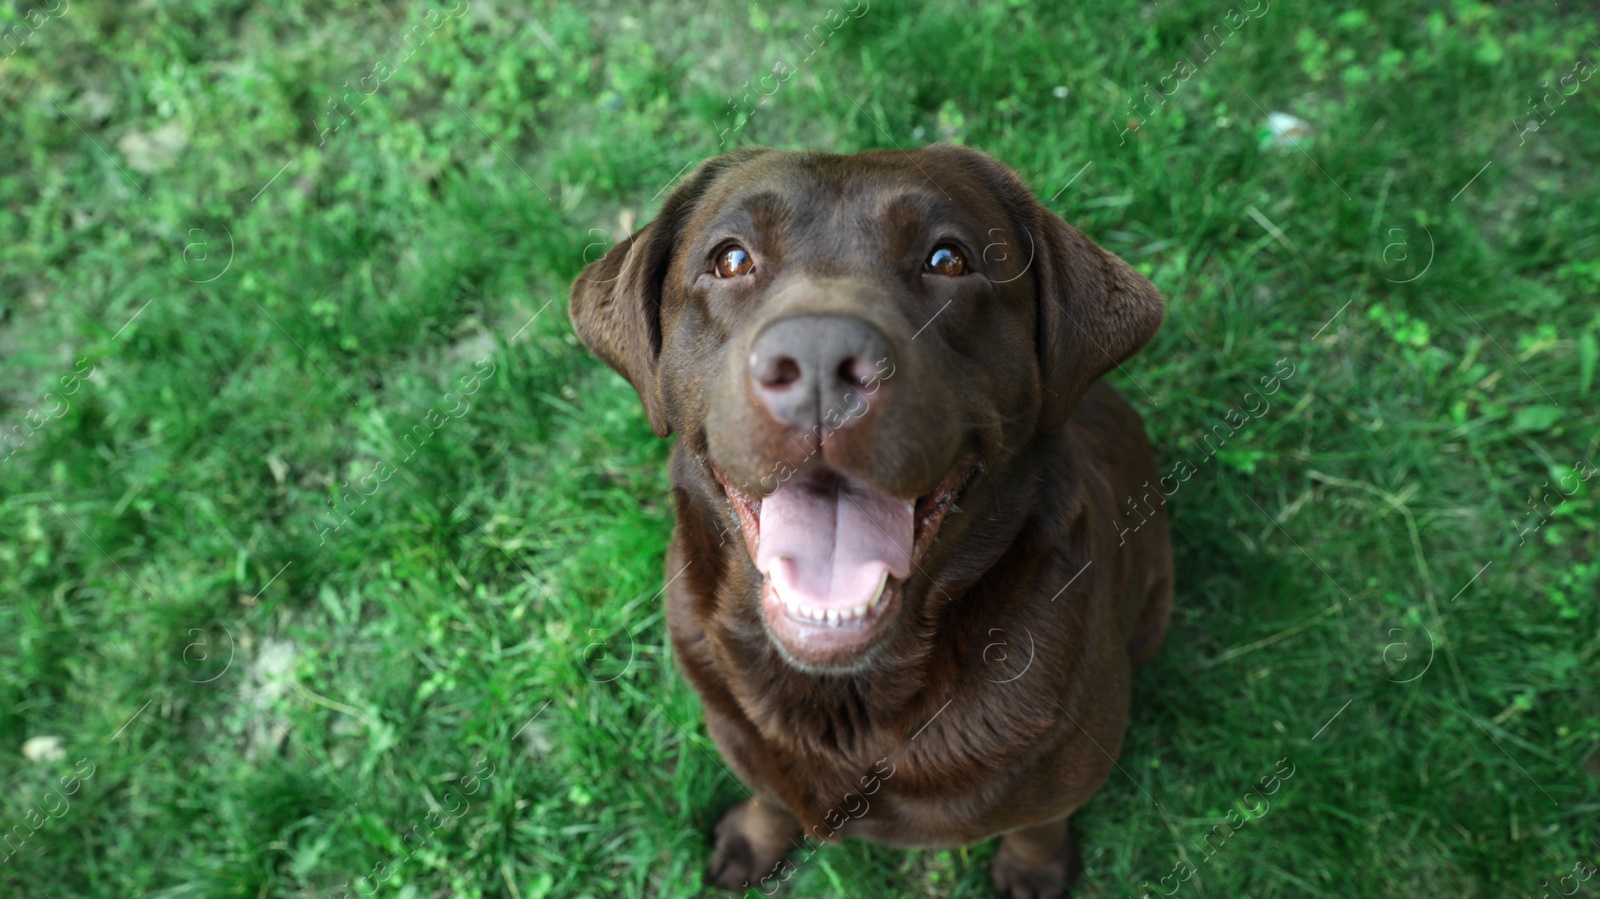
xmin=570 ymin=144 xmax=1171 ymax=898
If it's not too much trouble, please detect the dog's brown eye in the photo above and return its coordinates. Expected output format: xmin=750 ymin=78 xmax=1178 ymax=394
xmin=925 ymin=244 xmax=967 ymax=276
xmin=714 ymin=245 xmax=754 ymax=278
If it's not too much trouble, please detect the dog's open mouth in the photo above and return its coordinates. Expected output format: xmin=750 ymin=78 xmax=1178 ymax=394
xmin=711 ymin=456 xmax=978 ymax=668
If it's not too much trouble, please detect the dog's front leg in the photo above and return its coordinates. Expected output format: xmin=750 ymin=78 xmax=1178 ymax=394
xmin=708 ymin=796 xmax=803 ymax=891
xmin=991 ymin=816 xmax=1084 ymax=899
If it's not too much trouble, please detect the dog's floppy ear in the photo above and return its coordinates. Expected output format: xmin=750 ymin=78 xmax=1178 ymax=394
xmin=569 ymin=148 xmax=770 ymax=437
xmin=914 ymin=144 xmax=1163 ymax=433
xmin=1030 ymin=207 xmax=1165 ymax=432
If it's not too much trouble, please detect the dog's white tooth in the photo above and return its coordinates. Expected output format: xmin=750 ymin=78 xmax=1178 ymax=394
xmin=825 ymin=608 xmax=840 ymax=624
xmin=868 ymin=570 xmax=890 ymax=608
xmin=851 ymin=602 xmax=867 ymax=619
xmin=808 ymin=606 xmax=823 ymax=622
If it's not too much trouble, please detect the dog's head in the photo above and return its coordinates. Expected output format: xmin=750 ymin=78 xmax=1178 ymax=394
xmin=571 ymin=145 xmax=1162 ymax=673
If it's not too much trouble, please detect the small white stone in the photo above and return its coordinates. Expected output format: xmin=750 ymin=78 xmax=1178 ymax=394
xmin=22 ymin=736 xmax=65 ymax=763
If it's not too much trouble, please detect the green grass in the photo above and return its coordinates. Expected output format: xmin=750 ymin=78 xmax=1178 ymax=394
xmin=2 ymin=1 xmax=1598 ymax=896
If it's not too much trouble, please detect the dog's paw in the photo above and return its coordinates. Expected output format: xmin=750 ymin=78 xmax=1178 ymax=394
xmin=708 ymin=799 xmax=797 ymax=891
xmin=990 ymin=833 xmax=1084 ymax=899
xmin=708 ymin=814 xmax=762 ymax=890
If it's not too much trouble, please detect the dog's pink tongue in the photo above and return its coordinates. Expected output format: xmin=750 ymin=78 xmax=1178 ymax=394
xmin=757 ymin=479 xmax=913 ymax=610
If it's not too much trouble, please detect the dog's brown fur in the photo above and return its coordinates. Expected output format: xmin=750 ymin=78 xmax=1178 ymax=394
xmin=571 ymin=145 xmax=1171 ymax=897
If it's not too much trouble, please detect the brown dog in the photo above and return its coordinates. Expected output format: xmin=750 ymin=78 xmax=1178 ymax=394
xmin=570 ymin=144 xmax=1171 ymax=898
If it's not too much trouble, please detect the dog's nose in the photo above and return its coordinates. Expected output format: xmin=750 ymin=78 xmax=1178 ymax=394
xmin=748 ymin=314 xmax=893 ymax=430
